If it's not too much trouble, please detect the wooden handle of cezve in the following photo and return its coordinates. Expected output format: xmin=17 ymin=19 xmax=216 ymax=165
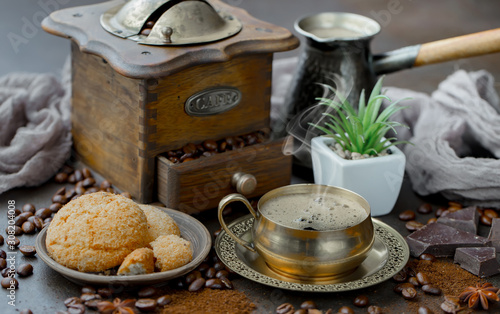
xmin=414 ymin=28 xmax=500 ymax=67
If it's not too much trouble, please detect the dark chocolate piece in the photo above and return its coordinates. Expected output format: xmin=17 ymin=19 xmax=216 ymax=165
xmin=436 ymin=206 xmax=479 ymax=234
xmin=454 ymin=247 xmax=500 ymax=278
xmin=488 ymin=218 xmax=500 ymax=251
xmin=406 ymin=223 xmax=490 ymax=258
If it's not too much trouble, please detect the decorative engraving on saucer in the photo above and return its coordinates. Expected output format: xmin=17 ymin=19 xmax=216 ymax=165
xmin=215 ymin=216 xmax=409 ymax=292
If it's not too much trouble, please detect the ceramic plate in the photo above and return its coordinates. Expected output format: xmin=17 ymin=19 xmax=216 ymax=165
xmin=36 ymin=207 xmax=211 ymax=287
xmin=215 ymin=216 xmax=409 ymax=292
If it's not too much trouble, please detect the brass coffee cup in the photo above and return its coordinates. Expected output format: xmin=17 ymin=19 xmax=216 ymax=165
xmin=218 ymin=184 xmax=374 ymax=281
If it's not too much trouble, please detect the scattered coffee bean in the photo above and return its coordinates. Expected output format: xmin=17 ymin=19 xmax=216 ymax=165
xmin=427 ymin=217 xmax=438 ymax=224
xmin=17 ymin=263 xmax=33 ymax=277
xmin=417 ymin=203 xmax=433 ymax=214
xmin=138 ymin=286 xmax=157 ymax=298
xmin=97 ymin=287 xmax=113 ymax=298
xmin=202 ymin=140 xmax=218 ymax=151
xmin=82 ymin=177 xmax=96 ymax=188
xmin=7 ymin=226 xmax=23 ymax=236
xmin=188 ymin=277 xmax=206 ymax=292
xmin=0 ymin=250 xmax=5 ymax=259
xmin=392 ymin=270 xmax=407 ymax=282
xmin=54 ymin=172 xmax=68 ymax=183
xmin=337 ymin=306 xmax=354 ymax=314
xmin=81 ymin=286 xmax=96 ymax=294
xmin=205 ymin=267 xmax=216 ymax=279
xmin=67 ymin=173 xmax=76 ymax=183
xmin=276 ymin=303 xmax=295 ymax=314
xmin=18 ymin=211 xmax=34 ymax=220
xmin=80 ymin=293 xmax=101 ymax=302
xmin=401 ymin=286 xmax=417 ymax=299
xmin=33 ymin=217 xmax=44 ymax=231
xmin=353 ymin=295 xmax=369 ymax=307
xmin=1 ymin=268 xmax=10 ymax=277
xmin=300 ymin=300 xmax=317 ymax=309
xmin=435 ymin=207 xmax=446 ymax=217
xmin=20 ymin=309 xmax=33 ymax=314
xmin=82 ymin=168 xmax=93 ymax=179
xmin=74 ymin=170 xmax=84 ymax=182
xmin=50 ymin=203 xmax=63 ymax=213
xmin=416 ymin=272 xmax=430 ymax=285
xmin=14 ymin=215 xmax=27 ymax=227
xmin=52 ymin=194 xmax=67 ymax=204
xmin=419 ymin=253 xmax=436 ymax=262
xmin=22 ymin=221 xmax=35 ymax=234
xmin=135 ymin=298 xmax=157 ymax=312
xmin=185 ymin=270 xmax=202 ymax=284
xmin=55 ymin=187 xmax=66 ymax=195
xmin=448 ymin=201 xmax=462 ymax=209
xmin=421 ymin=284 xmax=442 ymax=295
xmin=64 ymin=297 xmax=82 ymax=307
xmin=0 ymin=258 xmax=6 ymax=270
xmin=220 ymin=276 xmax=233 ymax=289
xmin=394 ymin=282 xmax=414 ymax=294
xmin=35 ymin=207 xmax=52 ymax=220
xmin=367 ymin=305 xmax=383 ymax=314
xmin=19 ymin=245 xmax=36 ymax=257
xmin=408 ymin=276 xmax=419 ymax=286
xmin=484 ymin=209 xmax=499 ymax=219
xmin=480 ymin=215 xmax=493 ymax=226
xmin=67 ymin=303 xmax=85 ymax=314
xmin=0 ymin=235 xmax=3 ymax=245
xmin=294 ymin=309 xmax=307 ymax=314
xmin=399 ymin=210 xmax=416 ymax=221
xmin=12 ymin=237 xmax=20 ymax=247
xmin=44 ymin=217 xmax=52 ymax=224
xmin=100 ymin=180 xmax=112 ymax=189
xmin=84 ymin=299 xmax=101 ymax=310
xmin=65 ymin=189 xmax=77 ymax=200
xmin=22 ymin=204 xmax=36 ymax=214
xmin=405 ymin=220 xmax=424 ymax=231
xmin=156 ymin=295 xmax=172 ymax=306
xmin=205 ymin=278 xmax=223 ymax=289
xmin=197 ymin=263 xmax=210 ymax=273
xmin=216 ymin=270 xmax=229 ymax=279
xmin=417 ymin=306 xmax=433 ymax=314
xmin=1 ymin=277 xmax=18 ymax=289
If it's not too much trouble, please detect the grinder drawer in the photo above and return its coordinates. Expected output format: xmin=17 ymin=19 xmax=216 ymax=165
xmin=157 ymin=138 xmax=292 ymax=214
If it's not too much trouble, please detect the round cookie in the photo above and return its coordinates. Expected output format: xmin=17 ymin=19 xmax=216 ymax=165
xmin=139 ymin=204 xmax=181 ymax=243
xmin=46 ymin=192 xmax=149 ymax=272
xmin=150 ymin=235 xmax=192 ymax=272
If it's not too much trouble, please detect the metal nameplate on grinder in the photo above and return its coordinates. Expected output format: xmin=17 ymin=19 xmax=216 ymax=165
xmin=185 ymin=87 xmax=242 ymax=116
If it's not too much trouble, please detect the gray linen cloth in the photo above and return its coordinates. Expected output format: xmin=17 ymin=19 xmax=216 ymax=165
xmin=0 ymin=63 xmax=71 ymax=194
xmin=272 ymin=57 xmax=500 ymax=207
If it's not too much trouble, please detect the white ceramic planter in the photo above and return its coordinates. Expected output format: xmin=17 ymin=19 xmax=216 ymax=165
xmin=311 ymin=136 xmax=406 ymax=216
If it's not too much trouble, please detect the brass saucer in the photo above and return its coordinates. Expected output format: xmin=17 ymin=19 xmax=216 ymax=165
xmin=215 ymin=216 xmax=409 ymax=292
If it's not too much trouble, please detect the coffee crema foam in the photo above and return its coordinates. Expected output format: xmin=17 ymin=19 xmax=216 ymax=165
xmin=260 ymin=193 xmax=368 ymax=231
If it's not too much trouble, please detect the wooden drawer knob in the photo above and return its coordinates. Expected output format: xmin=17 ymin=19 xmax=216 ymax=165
xmin=231 ymin=172 xmax=257 ymax=195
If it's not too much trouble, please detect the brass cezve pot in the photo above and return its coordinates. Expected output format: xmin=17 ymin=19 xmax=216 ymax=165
xmin=218 ymin=184 xmax=374 ymax=280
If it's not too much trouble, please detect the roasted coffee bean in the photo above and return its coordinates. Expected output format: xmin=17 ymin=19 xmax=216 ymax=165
xmin=20 ymin=309 xmax=33 ymax=314
xmin=138 ymin=286 xmax=157 ymax=298
xmin=54 ymin=172 xmax=68 ymax=183
xmin=135 ymin=298 xmax=157 ymax=312
xmin=484 ymin=209 xmax=499 ymax=219
xmin=67 ymin=173 xmax=76 ymax=183
xmin=205 ymin=267 xmax=216 ymax=278
xmin=392 ymin=269 xmax=407 ymax=282
xmin=399 ymin=210 xmax=416 ymax=221
xmin=337 ymin=306 xmax=354 ymax=314
xmin=216 ymin=270 xmax=229 ymax=279
xmin=213 ymin=261 xmax=225 ymax=272
xmin=167 ymin=150 xmax=178 ymax=158
xmin=367 ymin=305 xmax=383 ymax=314
xmin=435 ymin=207 xmax=446 ymax=217
xmin=300 ymin=300 xmax=317 ymax=309
xmin=294 ymin=309 xmax=307 ymax=314
xmin=416 ymin=272 xmax=430 ymax=285
xmin=74 ymin=169 xmax=84 ymax=182
xmin=100 ymin=180 xmax=113 ymax=189
xmin=67 ymin=303 xmax=85 ymax=314
xmin=419 ymin=253 xmax=436 ymax=262
xmin=205 ymin=278 xmax=223 ymax=289
xmin=7 ymin=226 xmax=23 ymax=236
xmin=405 ymin=220 xmax=424 ymax=231
xmin=33 ymin=217 xmax=44 ymax=230
xmin=84 ymin=299 xmax=101 ymax=310
xmin=82 ymin=167 xmax=93 ymax=179
xmin=80 ymin=293 xmax=101 ymax=302
xmin=203 ymin=140 xmax=218 ymax=151
xmin=85 ymin=187 xmax=100 ymax=194
xmin=75 ymin=185 xmax=86 ymax=195
xmin=427 ymin=217 xmax=438 ymax=224
xmin=17 ymin=263 xmax=33 ymax=277
xmin=421 ymin=284 xmax=442 ymax=295
xmin=0 ymin=250 xmax=6 ymax=259
xmin=50 ymin=203 xmax=63 ymax=213
xmin=64 ymin=297 xmax=82 ymax=307
xmin=18 ymin=211 xmax=34 ymax=220
xmin=401 ymin=286 xmax=417 ymax=299
xmin=408 ymin=276 xmax=419 ymax=286
xmin=417 ymin=203 xmax=433 ymax=214
xmin=188 ymin=277 xmax=205 ymax=292
xmin=220 ymin=276 xmax=233 ymax=289
xmin=1 ymin=277 xmax=18 ymax=289
xmin=448 ymin=201 xmax=462 ymax=209
xmin=197 ymin=263 xmax=210 ymax=273
xmin=480 ymin=215 xmax=493 ymax=226
xmin=1 ymin=268 xmax=10 ymax=277
xmin=14 ymin=215 xmax=27 ymax=227
xmin=44 ymin=217 xmax=52 ymax=224
xmin=22 ymin=204 xmax=36 ymax=214
xmin=219 ymin=141 xmax=227 ymax=152
xmin=353 ymin=295 xmax=369 ymax=307
xmin=276 ymin=303 xmax=294 ymax=314
xmin=22 ymin=221 xmax=35 ymax=234
xmin=82 ymin=177 xmax=96 ymax=188
xmin=0 ymin=235 xmax=3 ymax=245
xmin=182 ymin=144 xmax=196 ymax=155
xmin=393 ymin=282 xmax=414 ymax=294
xmin=97 ymin=287 xmax=113 ymax=298
xmin=81 ymin=285 xmax=96 ymax=294
xmin=0 ymin=258 xmax=6 ymax=270
xmin=35 ymin=207 xmax=52 ymax=220
xmin=19 ymin=245 xmax=36 ymax=257
xmin=185 ymin=271 xmax=202 ymax=284
xmin=55 ymin=186 xmax=66 ymax=195
xmin=12 ymin=237 xmax=20 ymax=247
xmin=65 ymin=189 xmax=77 ymax=200
xmin=157 ymin=295 xmax=172 ymax=306
xmin=168 ymin=156 xmax=180 ymax=163
xmin=417 ymin=306 xmax=434 ymax=314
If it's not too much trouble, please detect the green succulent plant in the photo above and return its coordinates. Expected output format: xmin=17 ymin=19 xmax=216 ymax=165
xmin=310 ymin=76 xmax=410 ymax=156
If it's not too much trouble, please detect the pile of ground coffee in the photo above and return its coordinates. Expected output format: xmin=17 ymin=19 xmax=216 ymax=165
xmin=161 ymin=288 xmax=256 ymax=313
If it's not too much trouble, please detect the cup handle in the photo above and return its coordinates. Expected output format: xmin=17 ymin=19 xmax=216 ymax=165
xmin=218 ymin=193 xmax=258 ymax=252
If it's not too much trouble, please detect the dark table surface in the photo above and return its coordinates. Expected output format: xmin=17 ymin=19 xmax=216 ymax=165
xmin=2 ymin=1 xmax=500 ymax=313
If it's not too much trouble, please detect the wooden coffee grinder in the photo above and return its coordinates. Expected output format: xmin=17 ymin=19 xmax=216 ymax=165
xmin=42 ymin=0 xmax=299 ymax=213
